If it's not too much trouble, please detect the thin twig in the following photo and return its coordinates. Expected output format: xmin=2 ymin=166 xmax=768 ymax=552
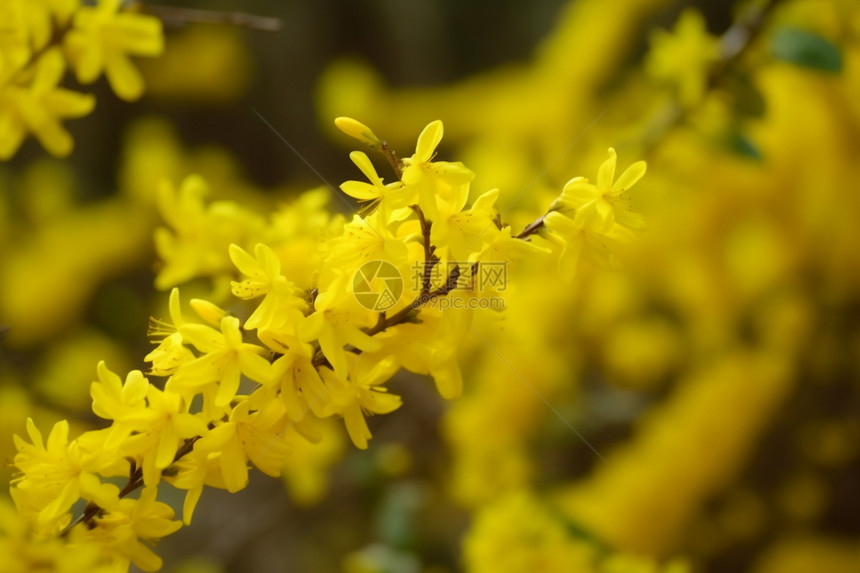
xmin=640 ymin=0 xmax=787 ymax=156
xmin=515 ymin=214 xmax=547 ymax=240
xmin=139 ymin=4 xmax=282 ymax=31
xmin=380 ymin=141 xmax=403 ymax=179
xmin=309 ymin=204 xmax=456 ymax=368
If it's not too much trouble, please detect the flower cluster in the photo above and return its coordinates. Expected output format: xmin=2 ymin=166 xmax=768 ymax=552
xmin=8 ymin=118 xmax=646 ymax=571
xmin=314 ymin=0 xmax=860 ymax=570
xmin=464 ymin=491 xmax=689 ymax=573
xmin=0 ymin=0 xmax=163 ymax=159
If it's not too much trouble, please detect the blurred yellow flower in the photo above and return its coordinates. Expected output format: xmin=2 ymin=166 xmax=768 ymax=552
xmin=646 ymin=9 xmax=720 ymax=107
xmin=64 ymin=0 xmax=164 ymax=101
xmin=0 ymin=49 xmax=94 ymax=159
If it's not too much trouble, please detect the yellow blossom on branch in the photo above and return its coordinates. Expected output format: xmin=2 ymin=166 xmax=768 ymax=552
xmin=646 ymin=8 xmax=720 ymax=108
xmin=0 ymin=49 xmax=94 ymax=159
xmin=64 ymin=0 xmax=164 ymax=101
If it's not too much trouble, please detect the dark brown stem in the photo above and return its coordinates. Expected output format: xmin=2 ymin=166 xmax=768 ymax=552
xmin=138 ymin=4 xmax=282 ymax=31
xmin=713 ymin=0 xmax=787 ymax=73
xmin=380 ymin=141 xmax=403 ymax=179
xmin=309 ymin=205 xmax=448 ymax=368
xmin=411 ymin=204 xmax=438 ymax=295
xmin=515 ymin=214 xmax=547 ymax=240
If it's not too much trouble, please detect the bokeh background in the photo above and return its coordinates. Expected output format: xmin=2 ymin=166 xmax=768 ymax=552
xmin=2 ymin=0 xmax=860 ymax=572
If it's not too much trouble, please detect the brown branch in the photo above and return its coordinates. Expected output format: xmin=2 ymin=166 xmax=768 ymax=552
xmin=411 ymin=204 xmax=438 ymax=296
xmin=309 ymin=205 xmax=451 ymax=368
xmin=380 ymin=141 xmax=403 ymax=179
xmin=139 ymin=4 xmax=282 ymax=31
xmin=640 ymin=0 xmax=787 ymax=156
xmin=515 ymin=214 xmax=546 ymax=240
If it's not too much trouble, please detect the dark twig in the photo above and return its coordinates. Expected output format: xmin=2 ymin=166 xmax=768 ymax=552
xmin=640 ymin=0 xmax=787 ymax=156
xmin=309 ymin=205 xmax=454 ymax=368
xmin=139 ymin=4 xmax=282 ymax=31
xmin=380 ymin=141 xmax=403 ymax=179
xmin=515 ymin=214 xmax=547 ymax=240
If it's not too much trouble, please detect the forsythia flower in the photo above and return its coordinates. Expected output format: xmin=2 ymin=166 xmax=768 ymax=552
xmin=318 ymin=355 xmax=403 ymax=450
xmin=154 ymin=175 xmax=266 ymax=289
xmin=7 ymin=117 xmax=647 ymax=572
xmin=0 ymin=49 xmax=94 ymax=159
xmin=174 ymin=314 xmax=274 ymax=407
xmin=543 ymin=147 xmax=645 ymax=278
xmin=401 ymin=120 xmax=475 ymax=222
xmin=646 ymin=8 xmax=720 ymax=108
xmin=0 ymin=0 xmax=165 ymax=159
xmin=464 ymin=491 xmax=689 ymax=573
xmin=556 ymin=148 xmax=647 ymax=231
xmin=228 ymin=242 xmax=307 ymax=332
xmin=145 ymin=288 xmax=196 ymax=377
xmin=76 ymin=487 xmax=182 ymax=572
xmin=64 ymin=0 xmax=164 ymax=101
xmin=11 ymin=419 xmax=116 ymax=532
xmin=340 ymin=150 xmax=409 ymax=219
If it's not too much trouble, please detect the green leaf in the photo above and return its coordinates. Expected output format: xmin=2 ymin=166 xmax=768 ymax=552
xmin=727 ymin=130 xmax=763 ymax=161
xmin=771 ymin=27 xmax=843 ymax=72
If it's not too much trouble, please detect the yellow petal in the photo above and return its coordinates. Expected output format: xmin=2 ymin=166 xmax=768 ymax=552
xmin=228 ymin=243 xmax=261 ymax=277
xmin=596 ymin=147 xmax=617 ymax=191
xmin=414 ymin=120 xmax=444 ymax=164
xmin=155 ymin=425 xmax=179 ymax=469
xmin=349 ymin=150 xmax=383 ymax=186
xmin=182 ymin=485 xmax=203 ymax=525
xmin=335 ymin=117 xmax=380 ymax=146
xmin=613 ymin=160 xmax=647 ymax=193
xmin=344 ymin=403 xmax=371 ymax=449
xmin=105 ymin=51 xmax=144 ymax=101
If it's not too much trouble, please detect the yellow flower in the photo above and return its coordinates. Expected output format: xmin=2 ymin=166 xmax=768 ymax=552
xmin=19 ymin=0 xmax=79 ymax=51
xmin=268 ymin=334 xmax=329 ymax=422
xmin=318 ymin=354 xmax=402 ymax=449
xmin=175 ymin=315 xmax=274 ymax=407
xmin=334 ymin=116 xmax=381 ymax=147
xmin=646 ymin=8 xmax=720 ymax=108
xmin=463 ymin=490 xmax=597 ymax=573
xmin=228 ymin=243 xmax=307 ymax=332
xmin=401 ymin=120 xmax=474 ymax=222
xmin=0 ymin=496 xmax=115 ymax=573
xmin=90 ymin=361 xmax=149 ymax=450
xmin=557 ymin=148 xmax=647 ymax=231
xmin=153 ymin=175 xmax=265 ymax=289
xmin=64 ymin=0 xmax=164 ymax=101
xmin=80 ymin=486 xmax=182 ymax=572
xmin=192 ymin=399 xmax=292 ymax=494
xmin=121 ymin=385 xmax=209 ymax=486
xmin=375 ymin=308 xmax=470 ymax=400
xmin=340 ymin=150 xmax=411 ymax=219
xmin=0 ymin=3 xmax=29 ymax=76
xmin=300 ymin=273 xmax=375 ymax=378
xmin=145 ymin=288 xmax=195 ymax=377
xmin=11 ymin=418 xmax=117 ymax=531
xmin=544 ymin=204 xmax=635 ymax=279
xmin=323 ymin=211 xmax=411 ymax=274
xmin=0 ymin=49 xmax=95 ymax=159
